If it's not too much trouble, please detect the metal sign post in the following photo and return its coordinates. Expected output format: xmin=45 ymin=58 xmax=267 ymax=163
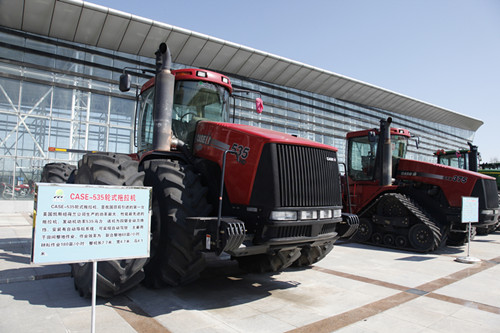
xmin=91 ymin=261 xmax=97 ymax=333
xmin=455 ymin=196 xmax=480 ymax=264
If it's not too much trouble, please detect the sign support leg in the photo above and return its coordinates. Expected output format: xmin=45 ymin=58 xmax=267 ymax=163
xmin=91 ymin=260 xmax=97 ymax=333
xmin=466 ymin=222 xmax=471 ymax=257
xmin=455 ymin=222 xmax=480 ymax=264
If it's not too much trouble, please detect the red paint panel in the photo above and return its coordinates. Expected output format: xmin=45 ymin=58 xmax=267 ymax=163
xmin=194 ymin=121 xmax=337 ymax=205
xmin=397 ymin=159 xmax=494 ymax=207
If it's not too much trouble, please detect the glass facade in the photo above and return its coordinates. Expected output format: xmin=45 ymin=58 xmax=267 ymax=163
xmin=0 ymin=27 xmax=475 ymax=200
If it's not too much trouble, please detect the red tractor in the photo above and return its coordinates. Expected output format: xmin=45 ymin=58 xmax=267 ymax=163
xmin=44 ymin=43 xmax=357 ymax=297
xmin=342 ymin=117 xmax=499 ymax=252
xmin=434 ymin=144 xmax=500 ymax=234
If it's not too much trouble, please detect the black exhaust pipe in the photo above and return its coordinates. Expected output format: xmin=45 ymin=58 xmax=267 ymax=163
xmin=467 ymin=142 xmax=479 ymax=172
xmin=153 ymin=43 xmax=175 ymax=151
xmin=380 ymin=117 xmax=392 ymax=186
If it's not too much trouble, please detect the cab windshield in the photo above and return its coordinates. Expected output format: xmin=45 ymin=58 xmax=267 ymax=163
xmin=391 ymin=135 xmax=408 ymax=159
xmin=438 ymin=152 xmax=468 ymax=169
xmin=173 ymin=80 xmax=230 ymax=123
xmin=348 ymin=133 xmax=408 ymax=181
xmin=137 ymin=80 xmax=230 ymax=151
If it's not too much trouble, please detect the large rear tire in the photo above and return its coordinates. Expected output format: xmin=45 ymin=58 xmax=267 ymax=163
xmin=40 ymin=162 xmax=76 ymax=183
xmin=141 ymin=159 xmax=211 ymax=287
xmin=71 ymin=153 xmax=147 ymax=298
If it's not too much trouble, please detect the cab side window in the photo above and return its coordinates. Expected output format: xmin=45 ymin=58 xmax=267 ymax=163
xmin=348 ymin=136 xmax=377 ymax=181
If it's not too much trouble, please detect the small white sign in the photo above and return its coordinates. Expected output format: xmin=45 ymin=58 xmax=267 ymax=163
xmin=31 ymin=183 xmax=151 ymax=264
xmin=461 ymin=196 xmax=479 ymax=223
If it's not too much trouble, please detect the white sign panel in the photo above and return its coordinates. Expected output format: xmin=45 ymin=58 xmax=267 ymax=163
xmin=461 ymin=196 xmax=479 ymax=223
xmin=31 ymin=183 xmax=151 ymax=264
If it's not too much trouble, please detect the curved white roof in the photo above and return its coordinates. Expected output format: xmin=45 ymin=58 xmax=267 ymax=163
xmin=0 ymin=0 xmax=483 ymax=131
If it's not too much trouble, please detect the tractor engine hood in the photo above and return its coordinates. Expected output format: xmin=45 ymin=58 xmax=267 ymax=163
xmin=397 ymin=158 xmax=497 ymax=207
xmin=192 ymin=121 xmax=338 ymax=205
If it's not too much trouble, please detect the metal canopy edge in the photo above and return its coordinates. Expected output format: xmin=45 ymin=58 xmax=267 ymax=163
xmin=0 ymin=0 xmax=483 ymax=131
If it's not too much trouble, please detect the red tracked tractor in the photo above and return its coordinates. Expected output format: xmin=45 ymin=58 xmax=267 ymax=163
xmin=342 ymin=117 xmax=499 ymax=252
xmin=43 ymin=43 xmax=358 ymax=297
xmin=434 ymin=144 xmax=500 ymax=234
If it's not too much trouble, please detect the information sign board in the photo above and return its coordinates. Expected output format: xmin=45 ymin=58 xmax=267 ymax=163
xmin=461 ymin=196 xmax=479 ymax=223
xmin=31 ymin=183 xmax=151 ymax=264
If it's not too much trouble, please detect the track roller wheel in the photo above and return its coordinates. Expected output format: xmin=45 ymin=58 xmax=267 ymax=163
xmin=383 ymin=234 xmax=395 ymax=246
xmin=372 ymin=232 xmax=383 ymax=244
xmin=395 ymin=235 xmax=408 ymax=248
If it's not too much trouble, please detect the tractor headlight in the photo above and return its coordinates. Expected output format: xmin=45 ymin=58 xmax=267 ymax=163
xmin=300 ymin=210 xmax=318 ymax=220
xmin=319 ymin=209 xmax=333 ymax=219
xmin=333 ymin=209 xmax=342 ymax=218
xmin=270 ymin=210 xmax=297 ymax=221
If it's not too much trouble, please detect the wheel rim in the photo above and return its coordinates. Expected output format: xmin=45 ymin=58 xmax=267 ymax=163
xmin=395 ymin=235 xmax=408 ymax=248
xmin=409 ymin=224 xmax=434 ymax=251
xmin=372 ymin=232 xmax=382 ymax=244
xmin=354 ymin=218 xmax=373 ymax=242
xmin=383 ymin=234 xmax=395 ymax=245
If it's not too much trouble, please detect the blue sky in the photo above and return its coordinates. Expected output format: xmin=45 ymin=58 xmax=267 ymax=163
xmin=91 ymin=0 xmax=500 ymax=162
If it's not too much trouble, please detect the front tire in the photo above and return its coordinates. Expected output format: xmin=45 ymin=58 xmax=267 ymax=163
xmin=293 ymin=242 xmax=334 ymax=267
xmin=141 ymin=159 xmax=212 ymax=287
xmin=236 ymin=248 xmax=302 ymax=273
xmin=71 ymin=153 xmax=147 ymax=298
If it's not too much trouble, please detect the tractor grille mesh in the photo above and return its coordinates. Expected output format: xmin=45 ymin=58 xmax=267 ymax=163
xmin=276 ymin=144 xmax=340 ymax=207
xmin=276 ymin=225 xmax=312 ymax=238
xmin=483 ymin=179 xmax=499 ymax=209
xmin=269 ymin=223 xmax=337 ymax=239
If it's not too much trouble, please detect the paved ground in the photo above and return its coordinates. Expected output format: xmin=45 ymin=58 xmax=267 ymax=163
xmin=1 ymin=212 xmax=499 ymax=332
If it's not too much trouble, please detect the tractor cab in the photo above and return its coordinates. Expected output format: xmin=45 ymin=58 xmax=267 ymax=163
xmin=347 ymin=124 xmax=410 ymax=182
xmin=434 ymin=143 xmax=479 ymax=172
xmin=137 ymin=69 xmax=232 ymax=151
xmin=435 ymin=149 xmax=469 ymax=170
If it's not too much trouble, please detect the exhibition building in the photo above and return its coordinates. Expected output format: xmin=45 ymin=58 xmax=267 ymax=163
xmin=0 ymin=0 xmax=482 ymax=200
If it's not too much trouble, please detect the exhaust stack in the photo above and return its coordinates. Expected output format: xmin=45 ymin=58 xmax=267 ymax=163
xmin=153 ymin=43 xmax=175 ymax=151
xmin=380 ymin=117 xmax=392 ymax=186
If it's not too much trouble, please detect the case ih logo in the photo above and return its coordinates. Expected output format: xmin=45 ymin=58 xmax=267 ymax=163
xmin=326 ymin=156 xmax=336 ymax=162
xmin=195 ymin=134 xmax=211 ymax=145
xmin=399 ymin=170 xmax=468 ymax=184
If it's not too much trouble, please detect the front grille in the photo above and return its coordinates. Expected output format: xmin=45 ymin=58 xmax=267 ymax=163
xmin=276 ymin=144 xmax=340 ymax=207
xmin=482 ymin=179 xmax=499 ymax=209
xmin=320 ymin=223 xmax=336 ymax=235
xmin=275 ymin=225 xmax=312 ymax=238
xmin=265 ymin=222 xmax=337 ymax=240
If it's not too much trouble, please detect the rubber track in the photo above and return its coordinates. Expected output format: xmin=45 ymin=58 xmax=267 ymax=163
xmin=360 ymin=193 xmax=443 ymax=252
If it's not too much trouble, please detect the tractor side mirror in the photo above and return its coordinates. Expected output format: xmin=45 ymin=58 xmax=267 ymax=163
xmin=256 ymin=98 xmax=264 ymax=114
xmin=119 ymin=73 xmax=131 ymax=92
xmin=368 ymin=131 xmax=377 ymax=142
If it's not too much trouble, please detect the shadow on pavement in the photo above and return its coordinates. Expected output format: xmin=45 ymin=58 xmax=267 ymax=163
xmin=1 ymin=253 xmax=300 ymax=316
xmin=123 ymin=256 xmax=301 ymax=317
